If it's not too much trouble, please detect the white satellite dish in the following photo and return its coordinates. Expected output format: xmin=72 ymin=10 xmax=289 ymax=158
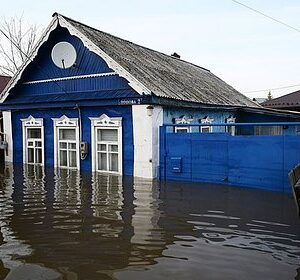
xmin=51 ymin=41 xmax=77 ymax=69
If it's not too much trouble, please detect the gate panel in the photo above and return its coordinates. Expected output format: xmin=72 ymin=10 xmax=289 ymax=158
xmin=160 ymin=126 xmax=300 ymax=192
xmin=191 ymin=133 xmax=228 ymax=183
xmin=228 ymin=136 xmax=284 ymax=191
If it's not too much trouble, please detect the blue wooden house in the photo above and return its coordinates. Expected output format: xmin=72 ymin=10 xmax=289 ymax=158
xmin=0 ymin=13 xmax=299 ymax=179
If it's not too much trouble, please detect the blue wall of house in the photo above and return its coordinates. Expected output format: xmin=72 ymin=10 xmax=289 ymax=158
xmin=7 ymin=26 xmax=132 ymax=102
xmin=163 ymin=107 xmax=234 ymax=132
xmin=11 ymin=106 xmax=134 ymax=176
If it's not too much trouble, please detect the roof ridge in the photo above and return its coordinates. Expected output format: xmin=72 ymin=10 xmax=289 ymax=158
xmin=54 ymin=12 xmax=211 ymax=73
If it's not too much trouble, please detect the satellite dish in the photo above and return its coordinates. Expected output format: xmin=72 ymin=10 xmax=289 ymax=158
xmin=51 ymin=42 xmax=77 ymax=69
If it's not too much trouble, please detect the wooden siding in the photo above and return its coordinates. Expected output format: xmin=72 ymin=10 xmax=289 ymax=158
xmin=160 ymin=127 xmax=300 ymax=192
xmin=11 ymin=106 xmax=134 ymax=176
xmin=7 ymin=26 xmax=135 ymax=104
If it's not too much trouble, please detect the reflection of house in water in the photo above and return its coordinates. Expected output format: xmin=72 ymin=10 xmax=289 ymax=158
xmin=2 ymin=165 xmax=168 ymax=279
xmin=1 ymin=165 xmax=300 ymax=279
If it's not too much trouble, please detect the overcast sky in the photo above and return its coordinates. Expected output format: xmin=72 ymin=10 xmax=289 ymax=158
xmin=1 ymin=0 xmax=300 ymax=99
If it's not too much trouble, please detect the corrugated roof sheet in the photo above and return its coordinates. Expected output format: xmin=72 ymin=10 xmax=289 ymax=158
xmin=60 ymin=14 xmax=259 ymax=108
xmin=262 ymin=90 xmax=300 ymax=109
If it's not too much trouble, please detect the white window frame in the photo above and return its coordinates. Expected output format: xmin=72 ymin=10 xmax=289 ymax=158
xmin=21 ymin=116 xmax=44 ymax=166
xmin=52 ymin=115 xmax=80 ymax=170
xmin=200 ymin=116 xmax=214 ymax=133
xmin=174 ymin=126 xmax=190 ymax=133
xmin=90 ymin=114 xmax=122 ymax=175
xmin=200 ymin=126 xmax=212 ymax=133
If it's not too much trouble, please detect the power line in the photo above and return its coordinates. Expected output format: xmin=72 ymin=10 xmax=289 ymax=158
xmin=243 ymin=83 xmax=300 ymax=94
xmin=231 ymin=0 xmax=300 ymax=33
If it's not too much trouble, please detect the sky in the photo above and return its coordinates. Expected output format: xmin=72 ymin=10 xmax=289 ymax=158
xmin=1 ymin=0 xmax=300 ymax=99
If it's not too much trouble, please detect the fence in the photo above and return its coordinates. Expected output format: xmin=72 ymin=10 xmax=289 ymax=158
xmin=159 ymin=122 xmax=300 ymax=192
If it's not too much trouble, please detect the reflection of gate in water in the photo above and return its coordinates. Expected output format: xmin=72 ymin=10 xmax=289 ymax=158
xmin=160 ymin=123 xmax=300 ymax=192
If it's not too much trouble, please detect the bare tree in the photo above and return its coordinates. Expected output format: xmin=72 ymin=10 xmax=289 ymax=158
xmin=267 ymin=90 xmax=273 ymax=100
xmin=0 ymin=16 xmax=38 ymax=76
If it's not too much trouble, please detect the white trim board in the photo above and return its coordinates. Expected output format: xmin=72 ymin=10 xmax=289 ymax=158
xmin=2 ymin=111 xmax=13 ymax=162
xmin=23 ymin=72 xmax=117 ymax=85
xmin=132 ymin=105 xmax=163 ymax=179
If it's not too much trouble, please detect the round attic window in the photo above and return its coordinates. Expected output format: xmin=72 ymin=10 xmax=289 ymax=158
xmin=51 ymin=41 xmax=77 ymax=69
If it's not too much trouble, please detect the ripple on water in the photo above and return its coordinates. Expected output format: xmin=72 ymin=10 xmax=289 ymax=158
xmin=0 ymin=164 xmax=299 ymax=280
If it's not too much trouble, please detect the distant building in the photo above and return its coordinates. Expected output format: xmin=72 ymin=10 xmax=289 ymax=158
xmin=0 ymin=75 xmax=11 ymax=93
xmin=262 ymin=90 xmax=300 ymax=111
xmin=252 ymin=97 xmax=267 ymax=104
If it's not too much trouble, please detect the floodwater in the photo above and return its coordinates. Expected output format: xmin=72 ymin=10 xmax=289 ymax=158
xmin=0 ymin=164 xmax=299 ymax=280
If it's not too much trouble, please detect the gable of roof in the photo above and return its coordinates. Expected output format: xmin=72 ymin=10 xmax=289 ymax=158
xmin=1 ymin=13 xmax=259 ymax=108
xmin=262 ymin=90 xmax=300 ymax=109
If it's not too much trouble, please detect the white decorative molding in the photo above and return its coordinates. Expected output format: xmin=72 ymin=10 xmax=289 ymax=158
xmin=23 ymin=72 xmax=117 ymax=85
xmin=175 ymin=115 xmax=193 ymax=124
xmin=52 ymin=115 xmax=78 ymax=127
xmin=90 ymin=114 xmax=122 ymax=174
xmin=226 ymin=116 xmax=236 ymax=123
xmin=52 ymin=115 xmax=80 ymax=170
xmin=21 ymin=115 xmax=43 ymax=127
xmin=89 ymin=114 xmax=122 ymax=127
xmin=200 ymin=116 xmax=214 ymax=124
xmin=21 ymin=116 xmax=45 ymax=166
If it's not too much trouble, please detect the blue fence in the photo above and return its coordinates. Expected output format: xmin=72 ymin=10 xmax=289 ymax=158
xmin=159 ymin=123 xmax=300 ymax=192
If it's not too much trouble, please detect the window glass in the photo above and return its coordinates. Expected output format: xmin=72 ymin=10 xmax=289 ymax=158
xmin=59 ymin=129 xmax=76 ymax=140
xmin=110 ymin=153 xmax=118 ymax=172
xmin=28 ymin=148 xmax=34 ymax=163
xmin=98 ymin=144 xmax=106 ymax=151
xmin=99 ymin=153 xmax=107 ymax=170
xmin=59 ymin=150 xmax=68 ymax=166
xmin=110 ymin=145 xmax=118 ymax=152
xmin=201 ymin=126 xmax=211 ymax=133
xmin=27 ymin=128 xmax=41 ymax=139
xmin=255 ymin=126 xmax=282 ymax=136
xmin=176 ymin=128 xmax=189 ymax=133
xmin=69 ymin=151 xmax=77 ymax=168
xmin=36 ymin=149 xmax=42 ymax=164
xmin=97 ymin=129 xmax=118 ymax=142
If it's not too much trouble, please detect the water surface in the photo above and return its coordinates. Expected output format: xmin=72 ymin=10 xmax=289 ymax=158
xmin=0 ymin=164 xmax=299 ymax=279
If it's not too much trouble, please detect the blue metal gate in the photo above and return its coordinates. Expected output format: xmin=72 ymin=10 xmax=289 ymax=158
xmin=159 ymin=123 xmax=300 ymax=192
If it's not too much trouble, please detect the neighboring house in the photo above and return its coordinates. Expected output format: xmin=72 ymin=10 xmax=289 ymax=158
xmin=0 ymin=75 xmax=11 ymax=93
xmin=252 ymin=97 xmax=267 ymax=104
xmin=262 ymin=90 xmax=300 ymax=111
xmin=0 ymin=75 xmax=11 ymax=137
xmin=0 ymin=13 xmax=299 ymax=179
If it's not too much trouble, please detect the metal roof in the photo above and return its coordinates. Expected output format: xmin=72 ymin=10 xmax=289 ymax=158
xmin=59 ymin=14 xmax=259 ymax=108
xmin=262 ymin=90 xmax=300 ymax=109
